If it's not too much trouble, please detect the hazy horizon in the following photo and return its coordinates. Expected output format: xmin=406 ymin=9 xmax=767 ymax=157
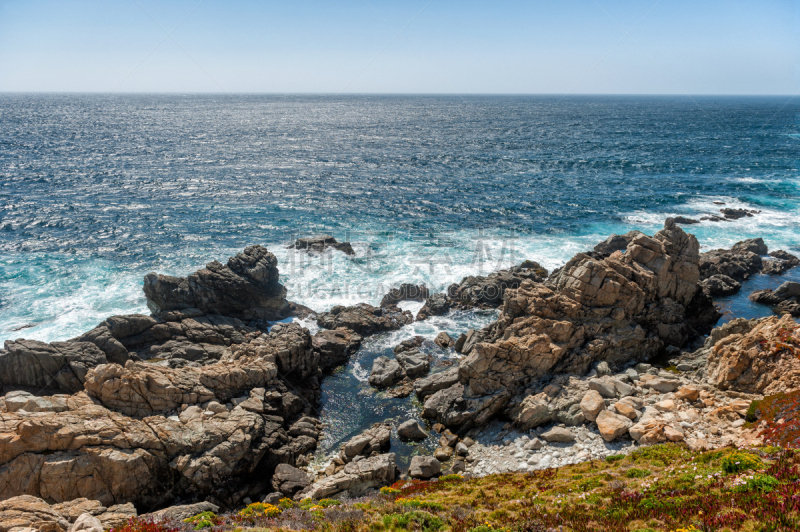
xmin=1 ymin=0 xmax=798 ymax=95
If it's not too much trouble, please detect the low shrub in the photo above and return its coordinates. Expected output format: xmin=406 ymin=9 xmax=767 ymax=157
xmin=721 ymin=451 xmax=763 ymax=474
xmin=625 ymin=468 xmax=651 ymax=478
xmin=382 ymin=510 xmax=444 ymax=532
xmin=238 ymin=502 xmax=282 ymax=518
xmin=183 ymin=511 xmax=217 ymax=530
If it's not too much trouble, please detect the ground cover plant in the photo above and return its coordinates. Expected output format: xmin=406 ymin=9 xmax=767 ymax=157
xmin=110 ymin=443 xmax=800 ymax=532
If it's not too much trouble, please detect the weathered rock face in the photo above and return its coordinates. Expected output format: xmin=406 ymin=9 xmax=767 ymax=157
xmin=0 ymin=248 xmax=326 ymax=513
xmin=0 ymin=495 xmax=136 ymax=532
xmin=143 ymin=245 xmax=289 ymax=320
xmin=423 ymin=220 xmax=720 ymax=431
xmin=0 ymin=339 xmax=107 ymax=394
xmin=288 ymin=235 xmax=355 ymax=256
xmin=312 ymin=328 xmax=363 ymax=370
xmin=74 ymin=312 xmax=258 ymax=366
xmin=699 ymin=274 xmax=741 ymax=297
xmin=271 ymin=464 xmax=313 ymax=497
xmin=408 ymin=456 xmax=441 ymax=479
xmin=338 ymin=423 xmax=392 ymax=464
xmin=415 ymin=261 xmax=548 ymax=320
xmin=706 ymin=314 xmax=800 ymax=395
xmin=297 ymin=453 xmax=396 ymax=501
xmin=316 ymin=303 xmax=413 ymax=336
xmin=699 ymin=239 xmax=766 ymax=283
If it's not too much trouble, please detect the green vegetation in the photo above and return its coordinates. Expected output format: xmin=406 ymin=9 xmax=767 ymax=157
xmin=112 ymin=444 xmax=800 ymax=532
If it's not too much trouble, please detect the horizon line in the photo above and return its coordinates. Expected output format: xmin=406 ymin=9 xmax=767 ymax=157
xmin=0 ymin=91 xmax=797 ymax=98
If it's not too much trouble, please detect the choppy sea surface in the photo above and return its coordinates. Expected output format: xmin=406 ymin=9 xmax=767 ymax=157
xmin=1 ymin=94 xmax=799 ymax=461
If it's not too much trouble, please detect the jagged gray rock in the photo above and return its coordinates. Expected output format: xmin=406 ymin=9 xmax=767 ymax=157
xmin=143 ymin=245 xmax=289 ymax=320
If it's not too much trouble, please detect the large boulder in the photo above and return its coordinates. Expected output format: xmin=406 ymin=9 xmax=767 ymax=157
xmin=706 ymin=314 xmax=800 ymax=394
xmin=397 ymin=420 xmax=428 ymax=441
xmin=509 ymin=377 xmax=588 ymax=429
xmin=297 ymin=453 xmax=396 ymax=500
xmin=422 ymin=220 xmax=720 ymax=430
xmin=312 ymin=328 xmax=363 ymax=370
xmin=316 ymin=303 xmax=413 ymax=336
xmin=339 ymin=423 xmax=392 ymax=463
xmin=408 ymin=456 xmax=441 ymax=479
xmin=143 ymin=245 xmax=290 ymax=320
xmin=699 ymin=274 xmax=741 ymax=297
xmin=368 ymin=357 xmax=405 ymax=388
xmin=271 ymin=464 xmax=313 ymax=497
xmin=596 ymin=410 xmax=633 ymax=442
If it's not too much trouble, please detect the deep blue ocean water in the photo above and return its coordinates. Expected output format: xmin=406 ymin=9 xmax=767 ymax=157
xmin=1 ymin=94 xmax=798 ymax=462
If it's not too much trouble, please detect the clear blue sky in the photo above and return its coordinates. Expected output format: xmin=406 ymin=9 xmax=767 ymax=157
xmin=0 ymin=0 xmax=798 ymax=94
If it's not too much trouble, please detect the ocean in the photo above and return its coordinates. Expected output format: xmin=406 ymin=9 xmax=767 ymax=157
xmin=2 ymin=94 xmax=798 ymax=463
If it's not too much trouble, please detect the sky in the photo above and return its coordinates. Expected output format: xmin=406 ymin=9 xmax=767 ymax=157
xmin=0 ymin=0 xmax=798 ymax=94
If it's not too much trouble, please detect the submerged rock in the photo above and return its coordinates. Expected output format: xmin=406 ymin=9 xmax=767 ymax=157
xmin=288 ymin=235 xmax=355 ymax=255
xmin=380 ymin=283 xmax=429 ymax=307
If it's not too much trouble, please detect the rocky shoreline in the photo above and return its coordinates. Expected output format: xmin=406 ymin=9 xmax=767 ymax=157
xmin=1 ymin=222 xmax=799 ymax=531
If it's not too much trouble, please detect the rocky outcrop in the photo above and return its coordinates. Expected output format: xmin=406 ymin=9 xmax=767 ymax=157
xmin=143 ymin=245 xmax=290 ymax=320
xmin=721 ymin=208 xmax=760 ymax=220
xmin=0 ymin=495 xmax=136 ymax=532
xmin=297 ymin=453 xmax=396 ymax=500
xmin=369 ymin=337 xmax=433 ymax=394
xmin=316 ymin=303 xmax=413 ymax=336
xmin=0 ymin=339 xmax=107 ymax=394
xmin=288 ymin=235 xmax=355 ymax=256
xmin=337 ymin=423 xmax=392 ymax=464
xmin=415 ymin=261 xmax=548 ymax=320
xmin=74 ymin=312 xmax=259 ymax=366
xmin=763 ymin=250 xmax=800 ymax=275
xmin=380 ymin=284 xmax=429 ymax=308
xmin=397 ymin=420 xmax=428 ymax=441
xmin=706 ymin=314 xmax=800 ymax=394
xmin=312 ymin=328 xmax=363 ymax=370
xmin=408 ymin=456 xmax=441 ymax=479
xmin=423 ymin=220 xmax=720 ymax=431
xmin=749 ymin=282 xmax=800 ymax=317
xmin=0 ymin=247 xmax=327 ymax=512
xmin=271 ymin=464 xmax=313 ymax=498
xmin=699 ymin=274 xmax=741 ymax=297
xmin=699 ymin=239 xmax=766 ymax=283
